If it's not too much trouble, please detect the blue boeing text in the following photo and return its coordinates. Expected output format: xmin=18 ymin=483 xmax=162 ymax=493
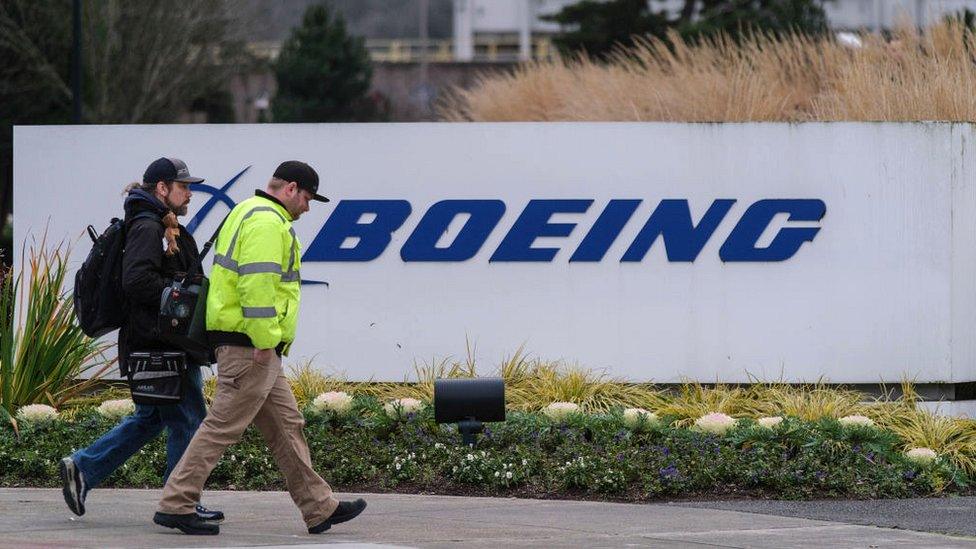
xmin=302 ymin=198 xmax=826 ymax=263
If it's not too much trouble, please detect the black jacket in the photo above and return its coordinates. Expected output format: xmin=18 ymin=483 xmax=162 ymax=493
xmin=118 ymin=190 xmax=205 ymax=370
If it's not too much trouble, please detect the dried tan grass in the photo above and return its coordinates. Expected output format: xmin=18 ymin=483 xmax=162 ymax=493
xmin=286 ymin=361 xmax=357 ymax=408
xmin=280 ymin=354 xmax=976 ymax=475
xmin=440 ymin=22 xmax=976 ymax=123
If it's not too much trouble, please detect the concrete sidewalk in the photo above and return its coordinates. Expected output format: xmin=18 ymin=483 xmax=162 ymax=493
xmin=1 ymin=488 xmax=973 ymax=548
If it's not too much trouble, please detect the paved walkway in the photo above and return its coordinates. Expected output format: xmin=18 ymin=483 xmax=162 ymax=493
xmin=1 ymin=488 xmax=974 ymax=548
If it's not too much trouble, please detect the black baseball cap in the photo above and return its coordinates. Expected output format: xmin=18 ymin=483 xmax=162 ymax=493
xmin=273 ymin=160 xmax=329 ymax=203
xmin=143 ymin=157 xmax=204 ymax=184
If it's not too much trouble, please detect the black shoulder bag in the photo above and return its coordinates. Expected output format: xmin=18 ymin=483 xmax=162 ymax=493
xmin=158 ymin=216 xmax=230 ymax=357
xmin=126 ymin=217 xmax=228 ymax=406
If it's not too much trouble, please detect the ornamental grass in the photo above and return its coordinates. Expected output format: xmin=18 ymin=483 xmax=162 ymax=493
xmin=0 ymin=238 xmax=112 ymax=420
xmin=439 ymin=20 xmax=976 ymax=123
xmin=50 ymin=343 xmax=976 ymax=479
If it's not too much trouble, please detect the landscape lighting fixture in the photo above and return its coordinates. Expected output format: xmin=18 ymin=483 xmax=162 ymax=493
xmin=433 ymin=378 xmax=505 ymax=446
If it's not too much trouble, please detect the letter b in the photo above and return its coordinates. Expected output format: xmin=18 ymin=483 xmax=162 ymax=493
xmin=303 ymin=200 xmax=411 ymax=262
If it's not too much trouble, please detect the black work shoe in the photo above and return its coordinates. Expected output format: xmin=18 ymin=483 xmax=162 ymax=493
xmin=195 ymin=503 xmax=224 ymax=522
xmin=308 ymin=498 xmax=367 ymax=534
xmin=153 ymin=512 xmax=220 ymax=535
xmin=59 ymin=457 xmax=86 ymax=516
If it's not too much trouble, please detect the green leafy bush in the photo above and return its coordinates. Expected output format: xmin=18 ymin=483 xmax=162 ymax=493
xmin=1 ymin=398 xmax=968 ymax=502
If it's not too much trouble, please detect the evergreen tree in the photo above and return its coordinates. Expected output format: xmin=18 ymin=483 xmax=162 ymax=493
xmin=544 ymin=0 xmax=671 ymax=59
xmin=546 ymin=0 xmax=833 ymax=59
xmin=684 ymin=0 xmax=831 ymax=39
xmin=272 ymin=3 xmax=379 ymax=122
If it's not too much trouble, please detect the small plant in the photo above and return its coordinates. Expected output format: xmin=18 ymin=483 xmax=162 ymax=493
xmin=543 ymin=401 xmax=580 ymax=423
xmin=0 ymin=239 xmax=112 ymax=417
xmin=384 ymin=398 xmax=424 ymax=420
xmin=311 ymin=391 xmax=354 ymax=416
xmin=15 ymin=404 xmax=58 ymax=425
xmin=622 ymin=407 xmax=657 ymax=430
xmin=757 ymin=416 xmax=784 ymax=429
xmin=695 ymin=412 xmax=737 ymax=435
xmin=96 ymin=399 xmax=135 ymax=421
xmin=838 ymin=415 xmax=876 ymax=428
xmin=905 ymin=447 xmax=939 ymax=465
xmin=288 ymin=361 xmax=351 ymax=408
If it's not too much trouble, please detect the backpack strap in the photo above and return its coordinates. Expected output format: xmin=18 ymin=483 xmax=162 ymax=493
xmin=185 ymin=213 xmax=231 ymax=281
xmin=127 ymin=210 xmax=162 ymax=226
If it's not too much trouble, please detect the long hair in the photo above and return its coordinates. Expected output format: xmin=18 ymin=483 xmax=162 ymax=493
xmin=120 ymin=181 xmax=181 ymax=256
xmin=122 ymin=181 xmax=159 ymax=195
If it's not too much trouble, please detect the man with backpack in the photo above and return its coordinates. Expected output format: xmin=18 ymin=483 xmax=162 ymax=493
xmin=60 ymin=157 xmax=222 ymax=523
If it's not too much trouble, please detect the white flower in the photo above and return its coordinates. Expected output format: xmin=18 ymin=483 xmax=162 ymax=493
xmin=384 ymin=398 xmax=424 ymax=418
xmin=838 ymin=415 xmax=875 ymax=428
xmin=757 ymin=416 xmax=783 ymax=429
xmin=312 ymin=391 xmax=354 ymax=415
xmin=97 ymin=399 xmax=135 ymax=420
xmin=16 ymin=404 xmax=58 ymax=424
xmin=543 ymin=402 xmax=580 ymax=422
xmin=905 ymin=447 xmax=938 ymax=464
xmin=622 ymin=408 xmax=657 ymax=429
xmin=694 ymin=412 xmax=736 ymax=435
xmin=506 ymin=471 xmax=513 ymax=479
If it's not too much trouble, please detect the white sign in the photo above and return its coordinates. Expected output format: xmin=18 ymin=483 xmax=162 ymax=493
xmin=13 ymin=123 xmax=976 ymax=383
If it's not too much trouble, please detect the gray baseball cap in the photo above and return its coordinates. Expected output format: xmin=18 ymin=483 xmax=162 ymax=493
xmin=143 ymin=157 xmax=204 ymax=184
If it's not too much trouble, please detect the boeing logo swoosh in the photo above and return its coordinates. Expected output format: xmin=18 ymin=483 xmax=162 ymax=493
xmin=188 ymin=166 xmax=328 ymax=286
xmin=186 ymin=166 xmax=249 ymax=234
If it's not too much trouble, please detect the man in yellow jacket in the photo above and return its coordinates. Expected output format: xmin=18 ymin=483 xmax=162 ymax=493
xmin=154 ymin=161 xmax=366 ymax=536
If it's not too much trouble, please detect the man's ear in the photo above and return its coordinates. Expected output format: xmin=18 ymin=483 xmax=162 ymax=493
xmin=156 ymin=181 xmax=169 ymax=197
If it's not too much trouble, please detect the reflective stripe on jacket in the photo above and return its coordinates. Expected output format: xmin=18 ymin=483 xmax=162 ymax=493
xmin=206 ymin=195 xmax=301 ymax=352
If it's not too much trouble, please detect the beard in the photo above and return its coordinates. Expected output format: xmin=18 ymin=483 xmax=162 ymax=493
xmin=167 ymin=198 xmax=189 ymax=216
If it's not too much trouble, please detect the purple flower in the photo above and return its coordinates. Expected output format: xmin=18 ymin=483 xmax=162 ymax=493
xmin=903 ymin=470 xmax=917 ymax=480
xmin=659 ymin=465 xmax=679 ymax=479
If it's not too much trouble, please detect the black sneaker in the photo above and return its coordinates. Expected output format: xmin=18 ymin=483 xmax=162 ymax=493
xmin=308 ymin=499 xmax=367 ymax=534
xmin=153 ymin=512 xmax=220 ymax=535
xmin=195 ymin=503 xmax=224 ymax=522
xmin=59 ymin=457 xmax=86 ymax=516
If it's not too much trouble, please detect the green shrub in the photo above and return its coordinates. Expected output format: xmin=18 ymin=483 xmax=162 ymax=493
xmin=2 ymin=397 xmax=968 ymax=502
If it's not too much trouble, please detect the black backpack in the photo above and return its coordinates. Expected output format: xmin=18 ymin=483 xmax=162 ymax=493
xmin=74 ymin=212 xmax=157 ymax=338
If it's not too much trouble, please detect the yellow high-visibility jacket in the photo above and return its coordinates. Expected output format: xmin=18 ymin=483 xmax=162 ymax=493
xmin=207 ymin=194 xmax=301 ymax=353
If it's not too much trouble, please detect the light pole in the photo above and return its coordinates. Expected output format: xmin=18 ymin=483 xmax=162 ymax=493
xmin=72 ymin=0 xmax=82 ymax=123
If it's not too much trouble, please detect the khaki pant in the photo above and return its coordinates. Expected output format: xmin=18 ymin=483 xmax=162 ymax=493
xmin=158 ymin=345 xmax=338 ymax=526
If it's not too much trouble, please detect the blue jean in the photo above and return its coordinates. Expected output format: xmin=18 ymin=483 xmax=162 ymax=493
xmin=72 ymin=366 xmax=207 ymax=491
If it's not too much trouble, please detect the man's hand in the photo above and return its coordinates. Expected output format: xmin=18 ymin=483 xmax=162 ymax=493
xmin=253 ymin=347 xmax=276 ymax=365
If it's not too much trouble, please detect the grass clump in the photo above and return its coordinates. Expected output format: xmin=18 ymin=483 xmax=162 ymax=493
xmin=440 ymin=21 xmax=976 ymax=123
